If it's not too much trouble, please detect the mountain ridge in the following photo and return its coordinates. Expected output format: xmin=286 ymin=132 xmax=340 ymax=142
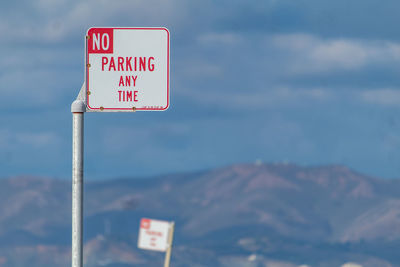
xmin=0 ymin=163 xmax=399 ymax=266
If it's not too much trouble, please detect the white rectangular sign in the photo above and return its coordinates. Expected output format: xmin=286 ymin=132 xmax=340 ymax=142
xmin=85 ymin=27 xmax=170 ymax=111
xmin=138 ymin=218 xmax=172 ymax=252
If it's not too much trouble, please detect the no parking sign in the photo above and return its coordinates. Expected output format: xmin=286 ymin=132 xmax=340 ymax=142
xmin=85 ymin=27 xmax=170 ymax=111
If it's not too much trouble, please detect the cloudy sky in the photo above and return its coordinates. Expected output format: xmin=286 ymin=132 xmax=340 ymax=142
xmin=1 ymin=0 xmax=400 ymax=179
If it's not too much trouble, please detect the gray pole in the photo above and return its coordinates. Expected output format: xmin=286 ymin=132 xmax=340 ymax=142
xmin=164 ymin=222 xmax=175 ymax=267
xmin=71 ymin=100 xmax=86 ymax=267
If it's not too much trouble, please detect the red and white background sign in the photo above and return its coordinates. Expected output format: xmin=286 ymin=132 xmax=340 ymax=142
xmin=85 ymin=27 xmax=170 ymax=111
xmin=138 ymin=218 xmax=172 ymax=252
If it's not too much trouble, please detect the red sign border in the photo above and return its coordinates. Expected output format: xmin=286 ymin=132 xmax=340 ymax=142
xmin=85 ymin=27 xmax=170 ymax=111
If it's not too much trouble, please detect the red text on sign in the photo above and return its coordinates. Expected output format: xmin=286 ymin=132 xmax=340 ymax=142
xmin=102 ymin=56 xmax=155 ymax=71
xmin=140 ymin=219 xmax=151 ymax=229
xmin=119 ymin=76 xmax=138 ymax=87
xmin=118 ymin=91 xmax=138 ymax=102
xmin=87 ymin=28 xmax=113 ymax=54
xmin=145 ymin=230 xmax=163 ymax=237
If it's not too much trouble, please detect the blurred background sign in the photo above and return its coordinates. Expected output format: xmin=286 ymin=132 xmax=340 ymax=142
xmin=138 ymin=218 xmax=173 ymax=252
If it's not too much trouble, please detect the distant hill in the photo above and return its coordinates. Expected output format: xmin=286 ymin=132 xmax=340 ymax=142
xmin=0 ymin=163 xmax=399 ymax=267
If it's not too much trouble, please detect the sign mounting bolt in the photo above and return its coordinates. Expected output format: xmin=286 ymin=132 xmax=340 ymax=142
xmin=87 ymin=63 xmax=91 ymax=68
xmin=132 ymin=107 xmax=136 ymax=112
xmin=86 ymin=35 xmax=90 ymax=40
xmin=87 ymin=91 xmax=91 ymax=95
xmin=100 ymin=107 xmax=104 ymax=111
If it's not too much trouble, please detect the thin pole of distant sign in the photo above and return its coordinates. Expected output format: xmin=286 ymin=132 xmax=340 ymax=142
xmin=164 ymin=222 xmax=175 ymax=267
xmin=71 ymin=99 xmax=86 ymax=267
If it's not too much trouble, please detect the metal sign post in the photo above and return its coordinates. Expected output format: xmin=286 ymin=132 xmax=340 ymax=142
xmin=71 ymin=99 xmax=86 ymax=267
xmin=164 ymin=222 xmax=175 ymax=267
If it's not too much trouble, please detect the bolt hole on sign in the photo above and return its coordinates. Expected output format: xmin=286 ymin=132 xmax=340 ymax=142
xmin=138 ymin=218 xmax=172 ymax=252
xmin=85 ymin=27 xmax=170 ymax=111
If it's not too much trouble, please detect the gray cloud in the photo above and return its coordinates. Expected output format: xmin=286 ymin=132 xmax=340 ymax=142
xmin=361 ymin=89 xmax=400 ymax=107
xmin=1 ymin=0 xmax=400 ymax=178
